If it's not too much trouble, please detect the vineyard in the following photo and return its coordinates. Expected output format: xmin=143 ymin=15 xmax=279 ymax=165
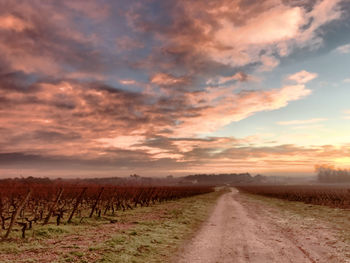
xmin=0 ymin=182 xmax=213 ymax=239
xmin=237 ymin=185 xmax=350 ymax=209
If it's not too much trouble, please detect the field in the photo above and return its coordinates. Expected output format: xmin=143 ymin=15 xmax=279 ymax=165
xmin=236 ymin=185 xmax=350 ymax=209
xmin=2 ymin=183 xmax=350 ymax=262
xmin=0 ymin=182 xmax=213 ymax=239
xmin=0 ymin=181 xmax=221 ymax=262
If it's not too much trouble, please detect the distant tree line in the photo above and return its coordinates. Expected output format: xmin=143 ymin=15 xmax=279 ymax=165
xmin=182 ymin=173 xmax=265 ymax=185
xmin=0 ymin=173 xmax=267 ymax=187
xmin=316 ymin=165 xmax=350 ymax=183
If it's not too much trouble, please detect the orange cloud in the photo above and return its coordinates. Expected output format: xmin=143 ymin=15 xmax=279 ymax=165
xmin=150 ymin=73 xmax=188 ymax=86
xmin=0 ymin=14 xmax=32 ymax=32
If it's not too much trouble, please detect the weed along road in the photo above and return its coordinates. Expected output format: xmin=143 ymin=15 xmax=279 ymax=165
xmin=175 ymin=188 xmax=348 ymax=263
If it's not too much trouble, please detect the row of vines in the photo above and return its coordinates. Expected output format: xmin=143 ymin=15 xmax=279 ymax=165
xmin=0 ymin=182 xmax=213 ymax=239
xmin=237 ymin=185 xmax=350 ymax=208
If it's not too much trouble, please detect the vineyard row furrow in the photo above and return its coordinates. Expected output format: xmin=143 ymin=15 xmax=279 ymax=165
xmin=0 ymin=183 xmax=213 ymax=239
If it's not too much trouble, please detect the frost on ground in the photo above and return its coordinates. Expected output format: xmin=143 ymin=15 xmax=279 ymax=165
xmin=175 ymin=188 xmax=349 ymax=263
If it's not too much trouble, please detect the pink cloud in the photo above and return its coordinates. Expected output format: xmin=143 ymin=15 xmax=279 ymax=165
xmin=0 ymin=0 xmax=347 ymax=176
xmin=63 ymin=0 xmax=110 ymax=20
xmin=206 ymin=72 xmax=252 ymax=85
xmin=258 ymin=55 xmax=280 ymax=72
xmin=0 ymin=76 xmax=312 ymax=165
xmin=0 ymin=44 xmax=63 ymax=75
xmin=150 ymin=73 xmax=188 ymax=86
xmin=0 ymin=14 xmax=32 ymax=32
xmin=172 ymin=83 xmax=312 ymax=136
xmin=287 ymin=70 xmax=318 ymax=84
xmin=116 ymin=36 xmax=144 ymax=51
xmin=153 ymin=0 xmax=343 ymax=72
xmin=215 ymin=6 xmax=304 ymax=45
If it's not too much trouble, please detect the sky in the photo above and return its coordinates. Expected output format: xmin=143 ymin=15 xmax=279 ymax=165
xmin=0 ymin=0 xmax=350 ymax=178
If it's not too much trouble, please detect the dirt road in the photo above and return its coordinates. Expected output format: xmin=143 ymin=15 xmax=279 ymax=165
xmin=175 ymin=188 xmax=348 ymax=263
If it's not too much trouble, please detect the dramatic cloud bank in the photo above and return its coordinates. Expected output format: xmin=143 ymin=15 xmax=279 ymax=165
xmin=0 ymin=0 xmax=348 ymax=177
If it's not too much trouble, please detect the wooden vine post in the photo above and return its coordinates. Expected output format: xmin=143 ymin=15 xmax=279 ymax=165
xmin=4 ymin=189 xmax=31 ymax=238
xmin=67 ymin=187 xmax=87 ymax=223
xmin=43 ymin=188 xmax=64 ymax=225
xmin=89 ymin=187 xmax=104 ymax=218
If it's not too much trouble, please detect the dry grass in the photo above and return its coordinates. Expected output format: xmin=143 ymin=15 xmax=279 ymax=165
xmin=0 ymin=189 xmax=225 ymax=263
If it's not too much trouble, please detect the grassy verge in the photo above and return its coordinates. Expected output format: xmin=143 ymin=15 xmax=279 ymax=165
xmin=92 ymin=189 xmax=224 ymax=263
xmin=0 ymin=189 xmax=225 ymax=263
xmin=243 ymin=193 xmax=350 ymax=249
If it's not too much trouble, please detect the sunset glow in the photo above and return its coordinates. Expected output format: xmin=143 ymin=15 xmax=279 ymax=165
xmin=0 ymin=0 xmax=350 ymax=177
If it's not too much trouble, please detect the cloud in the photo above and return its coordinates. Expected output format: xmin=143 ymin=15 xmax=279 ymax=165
xmin=287 ymin=70 xmax=318 ymax=84
xmin=0 ymin=79 xmax=157 ymax=155
xmin=291 ymin=124 xmax=325 ymax=130
xmin=0 ymin=14 xmax=32 ymax=32
xmin=0 ymin=1 xmax=118 ymax=78
xmin=119 ymin=79 xmax=138 ymax=85
xmin=0 ymin=72 xmax=312 ymax=165
xmin=336 ymin=44 xmax=350 ymax=54
xmin=0 ymin=0 xmax=347 ymax=176
xmin=150 ymin=73 xmax=189 ymax=86
xmin=277 ymin=118 xmax=328 ymax=125
xmin=258 ymin=55 xmax=280 ymax=72
xmin=152 ymin=0 xmax=342 ymax=71
xmin=98 ymin=135 xmax=146 ymax=149
xmin=335 ymin=44 xmax=350 ymax=54
xmin=63 ymin=0 xmax=110 ymax=20
xmin=342 ymin=110 xmax=350 ymax=119
xmin=206 ymin=72 xmax=251 ymax=85
xmin=2 ymin=133 xmax=349 ymax=176
xmin=116 ymin=36 xmax=144 ymax=51
xmin=172 ymin=83 xmax=312 ymax=136
xmin=216 ymin=6 xmax=304 ymax=46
